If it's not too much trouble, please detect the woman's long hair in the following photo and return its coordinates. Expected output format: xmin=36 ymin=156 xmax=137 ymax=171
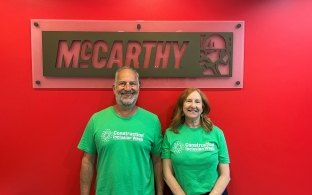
xmin=169 ymin=88 xmax=213 ymax=133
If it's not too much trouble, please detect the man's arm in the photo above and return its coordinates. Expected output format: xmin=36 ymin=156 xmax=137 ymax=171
xmin=152 ymin=154 xmax=164 ymax=195
xmin=80 ymin=152 xmax=96 ymax=195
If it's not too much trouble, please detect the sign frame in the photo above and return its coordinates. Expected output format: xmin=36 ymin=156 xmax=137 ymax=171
xmin=31 ymin=20 xmax=245 ymax=88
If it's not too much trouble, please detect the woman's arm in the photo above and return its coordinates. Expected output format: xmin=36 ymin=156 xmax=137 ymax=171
xmin=209 ymin=163 xmax=230 ymax=195
xmin=162 ymin=159 xmax=186 ymax=195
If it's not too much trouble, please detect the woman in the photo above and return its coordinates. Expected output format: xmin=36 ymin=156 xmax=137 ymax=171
xmin=162 ymin=88 xmax=230 ymax=195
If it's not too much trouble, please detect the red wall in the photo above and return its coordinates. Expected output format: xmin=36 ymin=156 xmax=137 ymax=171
xmin=1 ymin=0 xmax=312 ymax=194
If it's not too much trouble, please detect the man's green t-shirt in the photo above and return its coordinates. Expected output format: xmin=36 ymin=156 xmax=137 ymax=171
xmin=162 ymin=125 xmax=230 ymax=195
xmin=78 ymin=106 xmax=163 ymax=195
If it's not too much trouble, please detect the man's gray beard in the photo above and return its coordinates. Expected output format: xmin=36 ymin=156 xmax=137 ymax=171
xmin=118 ymin=94 xmax=138 ymax=107
xmin=120 ymin=98 xmax=135 ymax=107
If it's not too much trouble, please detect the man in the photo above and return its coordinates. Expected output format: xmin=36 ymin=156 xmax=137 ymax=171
xmin=78 ymin=66 xmax=163 ymax=195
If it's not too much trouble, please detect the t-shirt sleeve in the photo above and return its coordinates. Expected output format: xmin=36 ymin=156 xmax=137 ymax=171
xmin=217 ymin=128 xmax=230 ymax=164
xmin=151 ymin=117 xmax=163 ymax=154
xmin=161 ymin=131 xmax=171 ymax=159
xmin=77 ymin=116 xmax=97 ymax=155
